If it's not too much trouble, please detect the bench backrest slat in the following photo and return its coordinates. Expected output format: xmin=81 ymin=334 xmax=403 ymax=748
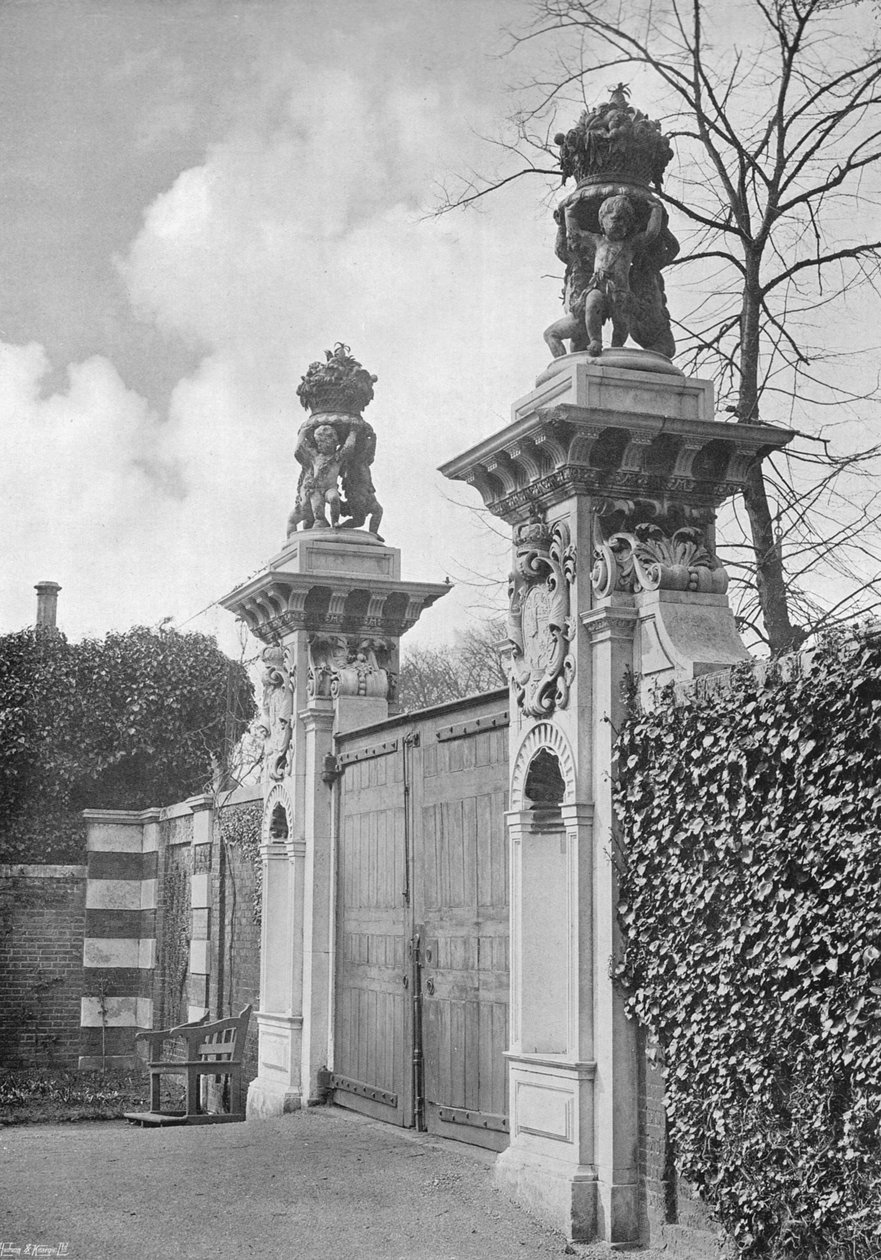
xmin=142 ymin=1004 xmax=252 ymax=1068
xmin=195 ymin=1006 xmax=250 ymax=1064
xmin=198 ymin=1042 xmax=235 ymax=1060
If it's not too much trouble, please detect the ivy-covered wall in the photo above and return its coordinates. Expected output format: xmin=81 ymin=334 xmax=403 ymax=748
xmin=151 ymin=794 xmax=262 ymax=1073
xmin=214 ymin=798 xmax=262 ymax=1086
xmin=154 ymin=815 xmax=193 ymax=1031
xmin=615 ymin=626 xmax=881 ymax=1260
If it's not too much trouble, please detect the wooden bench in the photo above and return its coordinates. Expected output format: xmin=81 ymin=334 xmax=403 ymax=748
xmin=124 ymin=1005 xmax=252 ymax=1127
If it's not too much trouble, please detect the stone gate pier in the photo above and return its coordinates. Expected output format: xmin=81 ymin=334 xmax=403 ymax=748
xmin=441 ymin=347 xmax=790 ymax=1244
xmin=220 ymin=347 xmax=448 ymax=1118
xmin=221 ymin=529 xmax=446 ymax=1116
xmin=211 ymin=87 xmax=798 ymax=1249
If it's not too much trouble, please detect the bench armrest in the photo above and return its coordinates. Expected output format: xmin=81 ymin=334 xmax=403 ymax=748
xmin=166 ymin=1011 xmax=211 ymax=1037
xmin=135 ymin=1011 xmax=210 ymax=1053
xmin=173 ymin=1005 xmax=253 ymax=1053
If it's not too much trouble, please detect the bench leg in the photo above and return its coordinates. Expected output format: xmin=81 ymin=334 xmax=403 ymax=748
xmin=229 ymin=1070 xmax=242 ymax=1116
xmin=150 ymin=1070 xmax=161 ymax=1113
xmin=186 ymin=1067 xmax=201 ymax=1116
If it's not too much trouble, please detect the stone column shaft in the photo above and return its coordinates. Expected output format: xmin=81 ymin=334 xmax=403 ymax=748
xmin=299 ymin=701 xmax=335 ymax=1103
xmin=583 ymin=598 xmax=640 ymax=1243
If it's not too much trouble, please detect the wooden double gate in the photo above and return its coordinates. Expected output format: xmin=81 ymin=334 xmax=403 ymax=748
xmin=328 ymin=692 xmax=510 ymax=1150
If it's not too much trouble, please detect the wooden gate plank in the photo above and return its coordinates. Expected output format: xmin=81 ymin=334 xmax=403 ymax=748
xmin=332 ymin=747 xmax=410 ymax=1127
xmin=334 ymin=698 xmax=509 ymax=1149
xmin=416 ymin=714 xmax=510 ymax=1151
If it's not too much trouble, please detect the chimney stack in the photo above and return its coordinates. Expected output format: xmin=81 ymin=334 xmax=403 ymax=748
xmin=34 ymin=581 xmax=61 ymax=629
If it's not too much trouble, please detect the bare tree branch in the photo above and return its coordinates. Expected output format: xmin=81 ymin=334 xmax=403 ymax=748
xmin=434 ymin=0 xmax=881 ymax=653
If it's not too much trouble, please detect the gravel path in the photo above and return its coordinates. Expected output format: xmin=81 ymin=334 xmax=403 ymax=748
xmin=1 ymin=1104 xmax=672 ymax=1260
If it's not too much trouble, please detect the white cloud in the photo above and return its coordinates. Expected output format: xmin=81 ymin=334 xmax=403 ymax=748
xmin=0 ymin=342 xmax=175 ymax=635
xmin=115 ymin=51 xmax=557 ymax=646
xmin=2 ymin=4 xmax=564 ymax=649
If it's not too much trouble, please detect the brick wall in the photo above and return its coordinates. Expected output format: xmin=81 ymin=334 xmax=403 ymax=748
xmin=638 ymin=1030 xmax=723 ymax=1257
xmin=0 ymin=795 xmax=262 ymax=1080
xmin=0 ymin=865 xmax=86 ymax=1067
xmin=639 ymin=1029 xmax=671 ymax=1236
xmin=76 ymin=791 xmax=261 ymax=1092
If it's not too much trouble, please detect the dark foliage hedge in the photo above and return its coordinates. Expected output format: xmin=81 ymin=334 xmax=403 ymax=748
xmin=614 ymin=626 xmax=881 ymax=1259
xmin=0 ymin=625 xmax=254 ymax=863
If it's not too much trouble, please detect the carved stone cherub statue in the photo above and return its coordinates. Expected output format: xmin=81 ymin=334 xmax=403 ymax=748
xmin=544 ymin=189 xmax=678 ymax=359
xmin=545 ymin=88 xmax=680 ymax=360
xmin=339 ymin=421 xmax=383 ymax=538
xmin=301 ymin=422 xmax=348 ymax=529
xmin=286 ymin=414 xmax=384 ymax=539
xmin=287 ymin=344 xmax=385 ymax=540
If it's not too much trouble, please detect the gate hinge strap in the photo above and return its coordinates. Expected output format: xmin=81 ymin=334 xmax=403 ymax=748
xmin=321 ymin=752 xmax=342 ymax=785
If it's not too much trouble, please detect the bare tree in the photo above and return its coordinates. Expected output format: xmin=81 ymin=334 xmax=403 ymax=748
xmin=397 ymin=618 xmax=507 ymax=710
xmin=438 ymin=0 xmax=881 ymax=653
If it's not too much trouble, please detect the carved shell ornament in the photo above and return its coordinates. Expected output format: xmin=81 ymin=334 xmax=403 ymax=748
xmin=591 ymin=518 xmax=728 ymax=597
xmin=506 ymin=520 xmax=577 ymax=718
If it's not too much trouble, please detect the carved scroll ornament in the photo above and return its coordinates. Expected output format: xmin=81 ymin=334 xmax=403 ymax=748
xmin=591 ymin=519 xmax=728 ymax=598
xmin=308 ymin=634 xmax=393 ymax=700
xmin=257 ymin=645 xmax=295 ymax=782
xmin=506 ymin=520 xmax=577 ymax=718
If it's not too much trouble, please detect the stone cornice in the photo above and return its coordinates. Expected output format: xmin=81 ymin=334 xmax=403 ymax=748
xmin=441 ymin=403 xmax=792 ymax=523
xmin=440 ymin=356 xmax=793 ymax=524
xmin=219 ymin=571 xmax=450 ymax=645
xmin=82 ymin=807 xmax=162 ymax=825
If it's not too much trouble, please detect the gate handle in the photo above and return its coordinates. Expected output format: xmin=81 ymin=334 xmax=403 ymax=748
xmin=425 ymin=979 xmax=435 ymax=996
xmin=402 ymin=975 xmax=409 ymax=988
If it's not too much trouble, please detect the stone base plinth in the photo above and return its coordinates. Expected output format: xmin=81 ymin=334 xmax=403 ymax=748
xmin=268 ymin=525 xmax=402 ymax=582
xmin=246 ymin=1075 xmax=302 ymax=1120
xmin=439 ymin=352 xmax=792 ymax=529
xmin=495 ymin=1146 xmax=598 ymax=1242
xmin=497 ymin=1054 xmax=603 ymax=1243
xmin=246 ymin=1010 xmax=303 ymax=1120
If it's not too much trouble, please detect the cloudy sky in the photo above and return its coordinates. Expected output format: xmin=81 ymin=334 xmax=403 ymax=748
xmin=2 ymin=0 xmax=879 ymax=658
xmin=0 ymin=0 xmax=557 ymax=654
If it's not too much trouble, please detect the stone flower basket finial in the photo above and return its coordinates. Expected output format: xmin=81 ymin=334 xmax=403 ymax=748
xmin=553 ymin=83 xmax=674 ymax=193
xmin=296 ymin=342 xmax=378 ymax=417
